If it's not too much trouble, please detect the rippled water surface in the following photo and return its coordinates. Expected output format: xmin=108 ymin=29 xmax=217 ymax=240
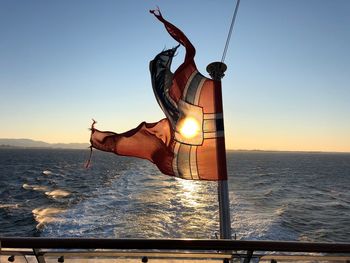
xmin=0 ymin=149 xmax=349 ymax=242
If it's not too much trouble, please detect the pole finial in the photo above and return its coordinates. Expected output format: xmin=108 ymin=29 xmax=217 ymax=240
xmin=206 ymin=62 xmax=227 ymax=81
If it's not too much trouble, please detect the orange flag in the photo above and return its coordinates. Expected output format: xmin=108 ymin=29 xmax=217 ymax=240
xmin=90 ymin=10 xmax=227 ymax=180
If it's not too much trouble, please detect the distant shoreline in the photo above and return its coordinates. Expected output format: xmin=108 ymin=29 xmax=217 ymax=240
xmin=0 ymin=144 xmax=89 ymax=150
xmin=0 ymin=145 xmax=89 ymax=150
xmin=1 ymin=145 xmax=349 ymax=154
xmin=0 ymin=138 xmax=89 ymax=150
xmin=1 ymin=138 xmax=349 ymax=153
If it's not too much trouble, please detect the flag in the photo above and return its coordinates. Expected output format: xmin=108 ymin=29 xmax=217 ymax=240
xmin=90 ymin=9 xmax=227 ymax=181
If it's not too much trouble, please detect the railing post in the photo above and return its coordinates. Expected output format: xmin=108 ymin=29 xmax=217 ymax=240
xmin=242 ymin=250 xmax=254 ymax=263
xmin=33 ymin=248 xmax=46 ymax=263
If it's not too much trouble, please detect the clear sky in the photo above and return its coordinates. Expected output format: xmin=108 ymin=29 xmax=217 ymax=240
xmin=1 ymin=0 xmax=349 ymax=152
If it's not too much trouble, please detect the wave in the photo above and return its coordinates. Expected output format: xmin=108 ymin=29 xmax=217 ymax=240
xmin=42 ymin=170 xmax=52 ymax=176
xmin=22 ymin=184 xmax=49 ymax=192
xmin=0 ymin=204 xmax=19 ymax=209
xmin=264 ymin=189 xmax=273 ymax=196
xmin=32 ymin=207 xmax=66 ymax=230
xmin=274 ymin=207 xmax=286 ymax=217
xmin=45 ymin=189 xmax=70 ymax=198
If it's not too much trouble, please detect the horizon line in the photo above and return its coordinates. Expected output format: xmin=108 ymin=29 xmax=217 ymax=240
xmin=1 ymin=138 xmax=349 ymax=154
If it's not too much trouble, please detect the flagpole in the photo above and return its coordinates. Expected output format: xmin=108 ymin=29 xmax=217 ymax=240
xmin=207 ymin=62 xmax=232 ymax=240
xmin=218 ymin=180 xmax=231 ymax=239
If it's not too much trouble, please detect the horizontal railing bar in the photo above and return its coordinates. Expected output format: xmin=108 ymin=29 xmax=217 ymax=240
xmin=261 ymin=255 xmax=350 ymax=261
xmin=1 ymin=238 xmax=350 ymax=253
xmin=1 ymin=250 xmax=350 ymax=261
xmin=40 ymin=252 xmax=230 ymax=259
xmin=1 ymin=251 xmax=350 ymax=260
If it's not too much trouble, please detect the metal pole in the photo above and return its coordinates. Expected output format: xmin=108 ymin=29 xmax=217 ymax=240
xmin=206 ymin=62 xmax=232 ymax=240
xmin=218 ymin=180 xmax=232 ymax=239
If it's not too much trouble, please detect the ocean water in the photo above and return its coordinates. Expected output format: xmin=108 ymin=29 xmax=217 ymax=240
xmin=0 ymin=148 xmax=349 ymax=242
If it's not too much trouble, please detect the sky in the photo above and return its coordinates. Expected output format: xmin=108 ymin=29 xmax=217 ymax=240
xmin=0 ymin=0 xmax=349 ymax=152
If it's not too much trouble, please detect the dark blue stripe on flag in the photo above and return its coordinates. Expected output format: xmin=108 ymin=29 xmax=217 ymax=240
xmin=185 ymin=73 xmax=204 ymax=104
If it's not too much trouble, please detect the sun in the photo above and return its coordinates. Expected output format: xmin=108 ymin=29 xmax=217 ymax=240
xmin=179 ymin=117 xmax=200 ymax=139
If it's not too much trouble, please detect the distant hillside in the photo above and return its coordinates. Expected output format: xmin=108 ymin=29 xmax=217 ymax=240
xmin=0 ymin=139 xmax=89 ymax=149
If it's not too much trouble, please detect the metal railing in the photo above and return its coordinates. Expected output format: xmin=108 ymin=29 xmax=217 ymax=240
xmin=1 ymin=237 xmax=350 ymax=262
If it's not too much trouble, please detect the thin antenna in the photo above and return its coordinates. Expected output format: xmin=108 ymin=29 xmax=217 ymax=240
xmin=221 ymin=0 xmax=241 ymax=63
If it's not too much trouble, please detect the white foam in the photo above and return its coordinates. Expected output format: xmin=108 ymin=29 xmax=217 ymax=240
xmin=42 ymin=170 xmax=52 ymax=176
xmin=0 ymin=204 xmax=19 ymax=209
xmin=32 ymin=207 xmax=66 ymax=230
xmin=22 ymin=184 xmax=49 ymax=192
xmin=22 ymin=183 xmax=31 ymax=189
xmin=276 ymin=208 xmax=285 ymax=217
xmin=45 ymin=189 xmax=70 ymax=198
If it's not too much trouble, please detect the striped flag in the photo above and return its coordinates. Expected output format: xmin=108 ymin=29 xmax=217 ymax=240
xmin=90 ymin=10 xmax=227 ymax=180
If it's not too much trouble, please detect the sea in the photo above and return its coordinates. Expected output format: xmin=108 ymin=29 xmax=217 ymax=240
xmin=0 ymin=148 xmax=349 ymax=242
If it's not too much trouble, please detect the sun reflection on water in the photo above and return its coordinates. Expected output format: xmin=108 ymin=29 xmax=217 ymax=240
xmin=175 ymin=178 xmax=203 ymax=208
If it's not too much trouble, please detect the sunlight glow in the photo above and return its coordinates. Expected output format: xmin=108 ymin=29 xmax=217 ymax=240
xmin=176 ymin=178 xmax=201 ymax=208
xmin=179 ymin=117 xmax=200 ymax=139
